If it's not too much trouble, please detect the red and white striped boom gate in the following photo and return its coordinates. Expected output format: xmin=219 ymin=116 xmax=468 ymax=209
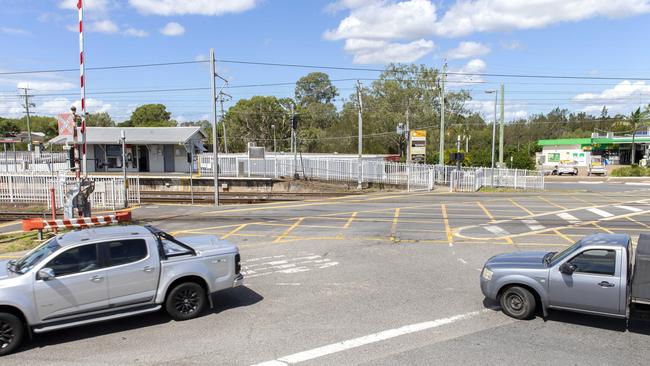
xmin=23 ymin=211 xmax=131 ymax=232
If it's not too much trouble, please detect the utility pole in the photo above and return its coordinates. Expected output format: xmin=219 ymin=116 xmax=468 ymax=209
xmin=439 ymin=61 xmax=447 ymax=165
xmin=499 ymin=83 xmax=505 ymax=166
xmin=357 ymin=80 xmax=363 ymax=190
xmin=271 ymin=124 xmax=277 ymax=154
xmin=456 ymin=135 xmax=461 ymax=171
xmin=120 ymin=130 xmax=128 ymax=208
xmin=209 ymin=48 xmax=221 ymax=206
xmin=405 ymin=106 xmax=410 ymax=162
xmin=219 ymin=91 xmax=231 ymax=154
xmin=292 ymin=104 xmax=299 ymax=179
xmin=20 ymin=88 xmax=34 ymax=152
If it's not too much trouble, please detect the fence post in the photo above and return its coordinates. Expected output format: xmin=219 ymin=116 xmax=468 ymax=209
xmin=407 ymin=165 xmax=411 ymax=192
xmin=8 ymin=175 xmax=14 ymax=203
xmin=111 ymin=180 xmax=116 ymax=212
xmin=326 ymin=160 xmax=330 ymax=181
xmin=514 ymin=169 xmax=518 ymax=189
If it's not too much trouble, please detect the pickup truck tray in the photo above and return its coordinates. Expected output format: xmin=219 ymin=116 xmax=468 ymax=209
xmin=631 ymin=234 xmax=650 ymax=302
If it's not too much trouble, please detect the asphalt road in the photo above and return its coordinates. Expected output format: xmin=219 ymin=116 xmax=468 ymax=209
xmin=4 ymin=183 xmax=650 ymax=365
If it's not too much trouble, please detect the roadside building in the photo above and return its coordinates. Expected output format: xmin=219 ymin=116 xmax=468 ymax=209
xmin=48 ymin=127 xmax=206 ymax=173
xmin=538 ymin=131 xmax=650 ymax=167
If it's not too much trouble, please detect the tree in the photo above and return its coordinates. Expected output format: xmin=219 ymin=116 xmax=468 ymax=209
xmin=223 ymin=96 xmax=292 ymax=152
xmin=123 ymin=104 xmax=174 ymax=127
xmin=86 ymin=112 xmax=115 ymax=127
xmin=295 ymin=72 xmax=338 ymax=106
xmin=0 ymin=119 xmax=20 ymax=136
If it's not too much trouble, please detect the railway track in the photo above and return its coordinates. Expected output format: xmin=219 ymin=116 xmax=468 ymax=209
xmin=0 ymin=212 xmax=50 ymax=222
xmin=139 ymin=191 xmax=358 ymax=204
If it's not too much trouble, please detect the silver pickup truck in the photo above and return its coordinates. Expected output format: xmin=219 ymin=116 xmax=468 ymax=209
xmin=0 ymin=225 xmax=243 ymax=356
xmin=480 ymin=233 xmax=650 ymax=320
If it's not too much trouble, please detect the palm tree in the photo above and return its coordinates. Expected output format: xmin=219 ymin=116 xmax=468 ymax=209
xmin=629 ymin=108 xmax=648 ymax=165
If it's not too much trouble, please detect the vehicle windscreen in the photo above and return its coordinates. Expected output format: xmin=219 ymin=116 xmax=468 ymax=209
xmin=12 ymin=237 xmax=61 ymax=274
xmin=550 ymin=239 xmax=582 ymax=265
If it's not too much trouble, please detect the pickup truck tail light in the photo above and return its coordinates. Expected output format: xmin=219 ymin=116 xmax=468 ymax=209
xmin=235 ymin=254 xmax=241 ymax=274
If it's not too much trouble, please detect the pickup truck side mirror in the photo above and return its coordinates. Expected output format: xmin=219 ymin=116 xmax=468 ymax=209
xmin=559 ymin=262 xmax=577 ymax=275
xmin=38 ymin=268 xmax=55 ymax=281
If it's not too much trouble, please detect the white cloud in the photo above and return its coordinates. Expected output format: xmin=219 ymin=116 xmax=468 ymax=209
xmin=39 ymin=97 xmax=112 ymax=115
xmin=16 ymin=81 xmax=76 ymax=91
xmin=89 ymin=19 xmax=119 ymax=34
xmin=0 ymin=94 xmax=24 ymax=118
xmin=447 ymin=58 xmax=487 ymax=86
xmin=129 ymin=0 xmax=257 ymax=16
xmin=433 ymin=0 xmax=650 ymax=37
xmin=124 ymin=27 xmax=148 ymax=37
xmin=59 ymin=0 xmax=110 ymax=11
xmin=445 ymin=41 xmax=490 ymax=60
xmin=0 ymin=27 xmax=29 ymax=35
xmin=325 ymin=0 xmax=437 ymax=41
xmin=160 ymin=22 xmax=185 ymax=36
xmin=464 ymin=99 xmax=528 ymax=121
xmin=573 ymin=80 xmax=650 ymax=115
xmin=344 ymin=38 xmax=435 ymax=64
xmin=501 ymin=40 xmax=522 ymax=50
xmin=325 ymin=0 xmax=650 ymax=60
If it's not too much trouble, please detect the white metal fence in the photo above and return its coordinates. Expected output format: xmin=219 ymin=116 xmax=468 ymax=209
xmin=0 ymin=174 xmax=140 ymax=210
xmin=198 ymin=155 xmax=543 ymax=192
xmin=0 ymin=152 xmax=68 ymax=173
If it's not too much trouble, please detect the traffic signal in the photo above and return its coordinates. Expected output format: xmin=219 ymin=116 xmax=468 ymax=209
xmin=292 ymin=114 xmax=298 ymax=130
xmin=68 ymin=148 xmax=76 ymax=170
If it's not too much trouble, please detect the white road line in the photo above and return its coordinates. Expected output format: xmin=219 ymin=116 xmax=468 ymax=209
xmin=521 ymin=219 xmax=545 ymax=231
xmin=251 ymin=309 xmax=490 ymax=366
xmin=556 ymin=212 xmax=581 ymax=224
xmin=485 ymin=225 xmax=509 ymax=236
xmin=586 ymin=207 xmax=614 ymax=218
xmin=244 ymin=255 xmax=286 ymax=263
xmin=615 ymin=205 xmax=643 ymax=213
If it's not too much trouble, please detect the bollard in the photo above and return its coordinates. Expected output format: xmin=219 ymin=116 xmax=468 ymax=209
xmin=49 ymin=187 xmax=58 ymax=234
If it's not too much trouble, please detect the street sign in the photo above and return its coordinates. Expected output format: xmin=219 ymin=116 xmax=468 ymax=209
xmin=409 ymin=130 xmax=426 ymax=163
xmin=57 ymin=113 xmax=76 ymax=137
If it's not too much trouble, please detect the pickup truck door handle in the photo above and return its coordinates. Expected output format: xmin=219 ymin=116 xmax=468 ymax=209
xmin=142 ymin=266 xmax=155 ymax=273
xmin=90 ymin=275 xmax=104 ymax=283
xmin=598 ymin=281 xmax=615 ymax=288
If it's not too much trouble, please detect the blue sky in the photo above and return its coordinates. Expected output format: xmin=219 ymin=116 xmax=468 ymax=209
xmin=1 ymin=0 xmax=650 ymax=123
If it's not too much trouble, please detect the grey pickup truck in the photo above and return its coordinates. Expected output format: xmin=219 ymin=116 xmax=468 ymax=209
xmin=480 ymin=233 xmax=650 ymax=320
xmin=0 ymin=225 xmax=243 ymax=356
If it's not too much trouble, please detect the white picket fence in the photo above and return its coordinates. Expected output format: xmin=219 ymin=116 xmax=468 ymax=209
xmin=0 ymin=174 xmax=140 ymax=210
xmin=198 ymin=155 xmax=543 ymax=192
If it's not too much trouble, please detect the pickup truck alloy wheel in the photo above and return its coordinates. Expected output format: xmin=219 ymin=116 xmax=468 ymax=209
xmin=0 ymin=313 xmax=23 ymax=356
xmin=500 ymin=286 xmax=536 ymax=320
xmin=166 ymin=282 xmax=207 ymax=321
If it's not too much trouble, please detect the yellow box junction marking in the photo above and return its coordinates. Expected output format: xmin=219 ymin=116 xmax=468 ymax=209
xmin=274 ymin=218 xmax=305 ymax=243
xmin=476 ymin=202 xmax=495 ymax=221
xmin=536 ymin=196 xmax=567 ymax=210
xmin=390 ymin=208 xmax=401 ymax=242
xmin=508 ymin=198 xmax=534 ymax=216
xmin=221 ymin=224 xmax=248 ymax=239
xmin=441 ymin=204 xmax=453 ymax=245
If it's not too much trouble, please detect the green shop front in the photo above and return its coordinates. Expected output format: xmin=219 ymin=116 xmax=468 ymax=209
xmin=538 ymin=134 xmax=650 ymax=167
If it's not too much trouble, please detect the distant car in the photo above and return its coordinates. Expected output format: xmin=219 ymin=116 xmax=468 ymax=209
xmin=556 ymin=161 xmax=578 ymax=175
xmin=588 ymin=156 xmax=607 ymax=176
xmin=0 ymin=225 xmax=243 ymax=356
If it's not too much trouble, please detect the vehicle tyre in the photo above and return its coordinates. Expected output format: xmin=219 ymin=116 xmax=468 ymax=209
xmin=500 ymin=286 xmax=536 ymax=320
xmin=0 ymin=313 xmax=24 ymax=356
xmin=165 ymin=282 xmax=207 ymax=321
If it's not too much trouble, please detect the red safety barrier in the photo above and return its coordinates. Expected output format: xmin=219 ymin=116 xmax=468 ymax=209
xmin=23 ymin=211 xmax=131 ymax=232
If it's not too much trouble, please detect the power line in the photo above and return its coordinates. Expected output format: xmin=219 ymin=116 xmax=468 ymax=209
xmin=2 ymin=58 xmax=650 ymax=81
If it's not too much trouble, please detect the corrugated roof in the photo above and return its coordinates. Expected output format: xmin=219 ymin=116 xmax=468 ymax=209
xmin=537 ymin=138 xmax=592 ymax=146
xmin=48 ymin=127 xmax=206 ymax=145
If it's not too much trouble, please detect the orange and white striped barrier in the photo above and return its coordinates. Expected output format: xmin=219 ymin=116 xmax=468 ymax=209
xmin=22 ymin=211 xmax=131 ymax=232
